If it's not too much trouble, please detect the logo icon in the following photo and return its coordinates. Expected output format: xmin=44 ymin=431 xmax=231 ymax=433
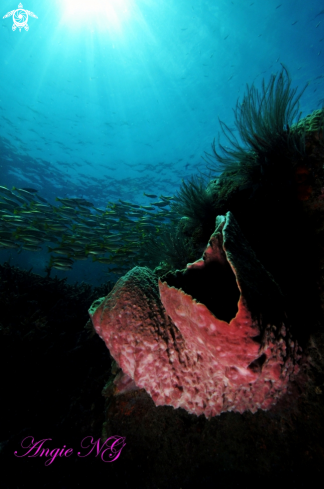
xmin=3 ymin=3 xmax=38 ymax=32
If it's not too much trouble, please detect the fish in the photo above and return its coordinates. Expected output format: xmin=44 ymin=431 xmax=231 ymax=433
xmin=15 ymin=230 xmax=46 ymax=239
xmin=119 ymin=199 xmax=140 ymax=208
xmin=62 ymin=197 xmax=94 ymax=207
xmin=143 ymin=193 xmax=158 ymax=198
xmin=1 ymin=214 xmax=21 ymax=220
xmin=12 ymin=187 xmax=37 ymax=201
xmin=73 ymin=199 xmax=94 ymax=207
xmin=140 ymin=205 xmax=155 ymax=210
xmin=31 ymin=202 xmax=52 ymax=210
xmin=1 ymin=194 xmax=26 ymax=205
xmin=55 ymin=197 xmax=81 ymax=207
xmin=71 ymin=254 xmax=89 ymax=261
xmin=107 ymin=267 xmax=129 ymax=275
xmin=46 ymin=225 xmax=70 ymax=232
xmin=16 ymin=210 xmax=43 ymax=216
xmin=20 ymin=236 xmax=43 ymax=244
xmin=314 ymin=9 xmax=324 ymax=18
xmin=21 ymin=188 xmax=38 ymax=193
xmin=137 ymin=221 xmax=156 ymax=227
xmin=55 ymin=206 xmax=77 ymax=213
xmin=22 ymin=244 xmax=42 ymax=251
xmin=79 ymin=219 xmax=98 ymax=227
xmin=51 ymin=263 xmax=73 ymax=271
xmin=105 ymin=234 xmax=123 ymax=242
xmin=87 ymin=249 xmax=105 ymax=255
xmin=92 ymin=257 xmax=112 ymax=264
xmin=0 ymin=239 xmax=20 ymax=249
xmin=35 ymin=195 xmax=49 ymax=204
xmin=0 ymin=186 xmax=14 ymax=197
xmin=47 ymin=246 xmax=75 ymax=255
xmin=67 ymin=244 xmax=85 ymax=252
xmin=128 ymin=211 xmax=146 ymax=217
xmin=159 ymin=195 xmax=175 ymax=201
xmin=50 ymin=256 xmax=74 ymax=266
xmin=151 ymin=201 xmax=170 ymax=207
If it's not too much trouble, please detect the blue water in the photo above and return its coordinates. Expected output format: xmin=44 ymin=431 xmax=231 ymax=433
xmin=0 ymin=0 xmax=323 ymax=284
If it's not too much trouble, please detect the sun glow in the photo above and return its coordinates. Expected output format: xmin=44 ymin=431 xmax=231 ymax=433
xmin=60 ymin=0 xmax=131 ymax=30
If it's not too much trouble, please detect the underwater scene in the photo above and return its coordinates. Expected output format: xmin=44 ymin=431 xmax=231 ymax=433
xmin=1 ymin=0 xmax=324 ymax=487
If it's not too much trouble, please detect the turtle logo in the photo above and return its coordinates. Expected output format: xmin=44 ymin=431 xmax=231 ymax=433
xmin=3 ymin=3 xmax=38 ymax=32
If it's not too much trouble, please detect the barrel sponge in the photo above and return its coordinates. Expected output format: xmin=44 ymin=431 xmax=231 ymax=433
xmin=89 ymin=212 xmax=301 ymax=418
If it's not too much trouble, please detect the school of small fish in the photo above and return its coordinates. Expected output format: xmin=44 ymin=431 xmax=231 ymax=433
xmin=0 ymin=185 xmax=178 ymax=278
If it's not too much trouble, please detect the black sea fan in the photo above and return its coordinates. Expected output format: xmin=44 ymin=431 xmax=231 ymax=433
xmin=144 ymin=222 xmax=193 ymax=271
xmin=171 ymin=175 xmax=217 ymax=231
xmin=205 ymin=65 xmax=307 ymax=179
xmin=159 ymin=223 xmax=192 ymax=269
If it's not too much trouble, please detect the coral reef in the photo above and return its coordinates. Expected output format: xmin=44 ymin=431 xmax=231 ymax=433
xmin=89 ymin=212 xmax=301 ymax=418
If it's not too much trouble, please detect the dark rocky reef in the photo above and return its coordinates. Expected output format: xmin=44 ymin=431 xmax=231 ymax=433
xmin=0 ymin=263 xmax=113 ymax=488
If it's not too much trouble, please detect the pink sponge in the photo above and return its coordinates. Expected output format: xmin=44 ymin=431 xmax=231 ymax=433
xmin=89 ymin=212 xmax=301 ymax=418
